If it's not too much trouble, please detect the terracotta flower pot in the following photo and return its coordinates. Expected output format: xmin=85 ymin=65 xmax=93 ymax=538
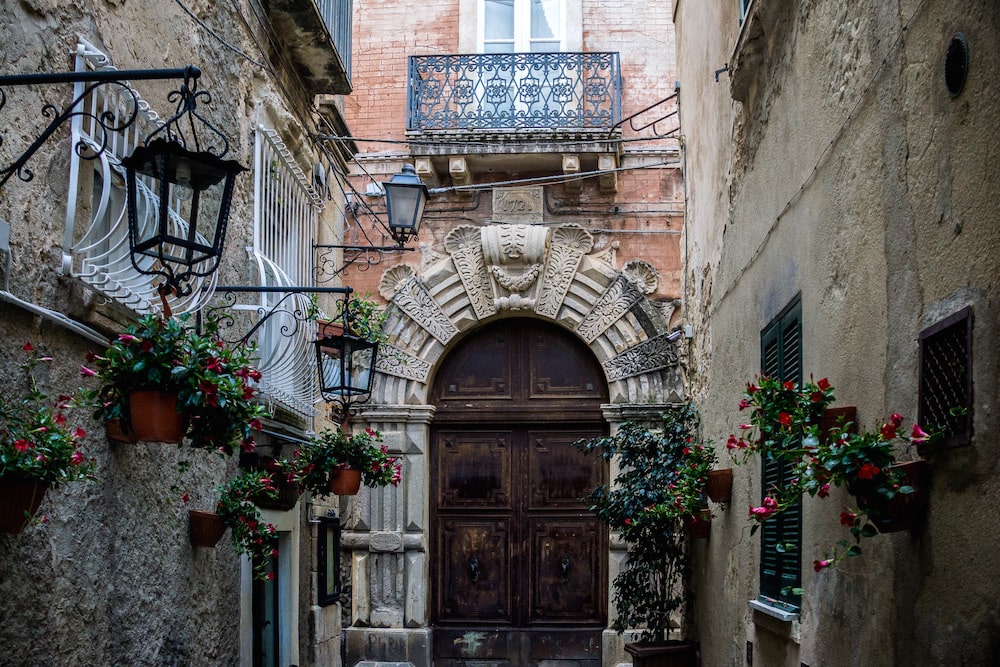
xmin=624 ymin=640 xmax=700 ymax=667
xmin=851 ymin=460 xmax=929 ymax=533
xmin=0 ymin=478 xmax=49 ymax=534
xmin=329 ymin=468 xmax=363 ymax=496
xmin=105 ymin=418 xmax=138 ymax=444
xmin=706 ymin=468 xmax=733 ymax=503
xmin=684 ymin=509 xmax=712 ymax=539
xmin=189 ymin=509 xmax=226 ymax=547
xmin=129 ymin=390 xmax=186 ymax=443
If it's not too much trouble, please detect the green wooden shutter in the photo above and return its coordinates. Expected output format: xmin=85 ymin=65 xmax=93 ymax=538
xmin=758 ymin=297 xmax=803 ymax=610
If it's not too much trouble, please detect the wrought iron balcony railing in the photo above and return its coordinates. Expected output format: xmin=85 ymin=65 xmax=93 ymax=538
xmin=407 ymin=52 xmax=621 ymax=133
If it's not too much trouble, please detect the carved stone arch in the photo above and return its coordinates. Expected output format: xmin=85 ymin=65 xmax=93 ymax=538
xmin=372 ymin=223 xmax=684 ymax=406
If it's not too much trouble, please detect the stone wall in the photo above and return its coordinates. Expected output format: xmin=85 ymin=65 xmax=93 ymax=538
xmin=675 ymin=0 xmax=1000 ymax=665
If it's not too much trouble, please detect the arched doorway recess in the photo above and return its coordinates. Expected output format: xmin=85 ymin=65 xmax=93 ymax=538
xmin=341 ymin=223 xmax=684 ymax=667
xmin=430 ymin=318 xmax=608 ymax=665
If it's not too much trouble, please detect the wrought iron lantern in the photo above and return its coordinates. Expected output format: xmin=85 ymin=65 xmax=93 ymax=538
xmin=315 ymin=317 xmax=380 ymax=419
xmin=120 ymin=70 xmax=246 ymax=297
xmin=382 ymin=163 xmax=428 ymax=246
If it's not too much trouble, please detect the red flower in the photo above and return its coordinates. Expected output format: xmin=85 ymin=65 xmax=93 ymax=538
xmin=682 ymin=446 xmax=691 ymax=456
xmin=738 ymin=398 xmax=750 ymax=411
xmin=881 ymin=422 xmax=898 ymax=440
xmin=624 ymin=518 xmax=631 ymax=526
xmin=204 ymin=356 xmax=223 ymax=373
xmin=857 ymin=463 xmax=881 ymax=480
xmin=241 ymin=439 xmax=256 ymax=453
xmin=54 ymin=413 xmax=68 ymax=426
xmin=778 ymin=412 xmax=792 ymax=427
xmin=810 ymin=391 xmax=824 ymax=403
xmin=746 ymin=383 xmax=759 ymax=395
xmin=817 ymin=483 xmax=831 ymax=499
xmin=14 ymin=439 xmax=31 ymax=453
xmin=840 ymin=510 xmax=857 ymax=526
xmin=890 ymin=413 xmax=904 ymax=427
xmin=248 ymin=368 xmax=262 ymax=381
xmin=817 ymin=378 xmax=831 ymax=391
xmin=73 ymin=427 xmax=86 ymax=439
xmin=71 ymin=451 xmax=85 ymax=466
xmin=181 ymin=492 xmax=190 ymax=504
xmin=22 ymin=341 xmax=34 ymax=352
xmin=783 ymin=381 xmax=796 ymax=391
xmin=813 ymin=559 xmax=831 ymax=572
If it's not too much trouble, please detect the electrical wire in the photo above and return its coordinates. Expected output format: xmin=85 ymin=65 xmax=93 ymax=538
xmin=427 ymin=159 xmax=680 ymax=194
xmin=174 ymin=0 xmax=267 ymax=70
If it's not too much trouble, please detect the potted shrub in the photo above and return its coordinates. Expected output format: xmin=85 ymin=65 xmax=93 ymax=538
xmin=727 ymin=375 xmax=934 ymax=571
xmin=85 ymin=313 xmax=267 ymax=450
xmin=0 ymin=343 xmax=95 ymax=533
xmin=215 ymin=470 xmax=279 ymax=579
xmin=573 ymin=405 xmax=711 ymax=667
xmin=290 ymin=426 xmax=401 ymax=497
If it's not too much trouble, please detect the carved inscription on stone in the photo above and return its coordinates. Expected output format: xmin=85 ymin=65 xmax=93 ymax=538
xmin=603 ymin=332 xmax=682 ymax=381
xmin=369 ymin=531 xmax=404 ymax=553
xmin=445 ymin=225 xmax=496 ymax=320
xmin=376 ymin=344 xmax=431 ymax=382
xmin=575 ymin=274 xmax=645 ymax=343
xmin=492 ymin=186 xmax=544 ymax=223
xmin=536 ymin=225 xmax=593 ymax=318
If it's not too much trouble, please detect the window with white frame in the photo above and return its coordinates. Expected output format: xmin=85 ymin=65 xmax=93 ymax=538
xmin=479 ymin=0 xmax=564 ymax=53
xmin=245 ymin=126 xmax=325 ymax=420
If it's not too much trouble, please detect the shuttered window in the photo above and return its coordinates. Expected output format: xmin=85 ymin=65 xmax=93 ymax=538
xmin=758 ymin=296 xmax=803 ymax=611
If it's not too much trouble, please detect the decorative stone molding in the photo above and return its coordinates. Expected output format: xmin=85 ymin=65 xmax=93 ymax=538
xmin=536 ymin=224 xmax=593 ymax=318
xmin=376 ymin=344 xmax=432 ymax=382
xmin=622 ymin=259 xmax=659 ymax=294
xmin=383 ymin=273 xmax=458 ymax=344
xmin=575 ymin=274 xmax=646 ymax=343
xmin=603 ymin=331 xmax=683 ymax=381
xmin=444 ymin=225 xmax=496 ymax=320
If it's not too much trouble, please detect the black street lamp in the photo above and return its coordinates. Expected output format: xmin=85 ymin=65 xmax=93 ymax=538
xmin=315 ymin=316 xmax=380 ymax=421
xmin=0 ymin=65 xmax=244 ymax=298
xmin=382 ymin=163 xmax=428 ymax=246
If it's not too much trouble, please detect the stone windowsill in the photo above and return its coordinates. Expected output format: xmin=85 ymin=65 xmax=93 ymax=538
xmin=749 ymin=598 xmax=799 ymax=623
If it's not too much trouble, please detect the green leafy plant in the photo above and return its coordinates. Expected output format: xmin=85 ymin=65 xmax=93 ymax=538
xmin=215 ymin=470 xmax=279 ymax=580
xmin=289 ymin=427 xmax=401 ymax=497
xmin=728 ymin=375 xmax=934 ymax=570
xmin=340 ymin=294 xmax=387 ymax=343
xmin=85 ymin=313 xmax=269 ymax=454
xmin=0 ymin=342 xmax=95 ymax=486
xmin=574 ymin=404 xmax=713 ymax=642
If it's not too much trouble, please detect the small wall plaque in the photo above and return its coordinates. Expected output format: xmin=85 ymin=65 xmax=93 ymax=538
xmin=492 ymin=186 xmax=544 ymax=223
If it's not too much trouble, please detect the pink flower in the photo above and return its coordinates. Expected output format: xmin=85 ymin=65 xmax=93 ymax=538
xmin=910 ymin=424 xmax=929 ymax=444
xmin=746 ymin=383 xmax=759 ymax=395
xmin=813 ymin=559 xmax=831 ymax=572
xmin=738 ymin=398 xmax=750 ymax=411
xmin=80 ymin=366 xmax=96 ymax=377
xmin=70 ymin=451 xmax=85 ymax=465
xmin=840 ymin=510 xmax=857 ymax=526
xmin=117 ymin=334 xmax=137 ymax=343
xmin=817 ymin=483 xmax=831 ymax=499
xmin=891 ymin=413 xmax=904 ymax=427
xmin=366 ymin=427 xmax=377 ymax=437
xmin=624 ymin=518 xmax=631 ymax=526
xmin=739 ymin=423 xmax=752 ymax=430
xmin=726 ymin=434 xmax=740 ymax=450
xmin=14 ymin=439 xmax=31 ymax=452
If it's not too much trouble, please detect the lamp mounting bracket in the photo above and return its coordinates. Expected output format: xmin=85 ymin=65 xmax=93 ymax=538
xmin=0 ymin=66 xmax=199 ymax=190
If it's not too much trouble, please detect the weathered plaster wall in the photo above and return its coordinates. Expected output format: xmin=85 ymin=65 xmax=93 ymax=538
xmin=0 ymin=1 xmax=347 ymax=665
xmin=677 ymin=0 xmax=1000 ymax=665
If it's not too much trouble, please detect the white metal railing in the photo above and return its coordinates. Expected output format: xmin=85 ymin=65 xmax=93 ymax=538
xmin=246 ymin=126 xmax=325 ymax=419
xmin=61 ymin=37 xmax=216 ymax=316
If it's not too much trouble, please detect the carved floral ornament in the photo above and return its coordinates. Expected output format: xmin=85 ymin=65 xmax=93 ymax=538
xmin=374 ymin=223 xmax=683 ymax=401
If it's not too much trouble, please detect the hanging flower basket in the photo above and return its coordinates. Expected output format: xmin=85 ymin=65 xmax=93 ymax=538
xmin=851 ymin=460 xmax=929 ymax=533
xmin=329 ymin=468 xmax=363 ymax=496
xmin=129 ymin=390 xmax=186 ymax=443
xmin=0 ymin=477 xmax=49 ymax=534
xmin=105 ymin=418 xmax=138 ymax=444
xmin=706 ymin=468 xmax=733 ymax=503
xmin=189 ymin=509 xmax=227 ymax=548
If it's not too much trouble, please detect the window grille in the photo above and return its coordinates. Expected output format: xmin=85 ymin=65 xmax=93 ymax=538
xmin=918 ymin=306 xmax=973 ymax=452
xmin=245 ymin=126 xmax=325 ymax=420
xmin=62 ymin=38 xmax=215 ymax=316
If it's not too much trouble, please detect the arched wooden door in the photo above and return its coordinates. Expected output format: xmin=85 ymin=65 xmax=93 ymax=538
xmin=431 ymin=319 xmax=609 ymax=666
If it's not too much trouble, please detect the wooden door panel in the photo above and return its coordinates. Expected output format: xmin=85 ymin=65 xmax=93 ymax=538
xmin=438 ymin=328 xmax=513 ymax=400
xmin=528 ymin=518 xmax=604 ymax=625
xmin=433 ymin=629 xmax=518 ymax=664
xmin=437 ymin=431 xmax=513 ymax=509
xmin=438 ymin=519 xmax=513 ymax=623
xmin=527 ymin=430 xmax=605 ymax=508
xmin=528 ymin=329 xmax=605 ymax=400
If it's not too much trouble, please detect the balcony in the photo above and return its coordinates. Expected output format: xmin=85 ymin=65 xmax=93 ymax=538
xmin=406 ymin=52 xmax=622 ymax=170
xmin=265 ymin=0 xmax=353 ymax=96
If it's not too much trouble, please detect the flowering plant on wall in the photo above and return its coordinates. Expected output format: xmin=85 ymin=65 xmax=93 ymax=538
xmin=727 ymin=375 xmax=934 ymax=571
xmin=85 ymin=313 xmax=268 ymax=452
xmin=0 ymin=343 xmax=96 ymax=486
xmin=215 ymin=470 xmax=279 ymax=580
xmin=573 ymin=404 xmax=713 ymax=643
xmin=289 ymin=427 xmax=401 ymax=496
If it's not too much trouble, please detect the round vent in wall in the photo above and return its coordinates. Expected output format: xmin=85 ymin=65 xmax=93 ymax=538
xmin=945 ymin=32 xmax=969 ymax=98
